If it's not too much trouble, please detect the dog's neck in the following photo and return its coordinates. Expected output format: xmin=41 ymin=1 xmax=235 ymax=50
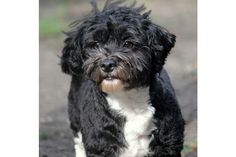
xmin=105 ymin=86 xmax=151 ymax=113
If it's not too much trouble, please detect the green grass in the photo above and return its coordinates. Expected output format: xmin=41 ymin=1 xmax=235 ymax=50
xmin=39 ymin=132 xmax=50 ymax=140
xmin=39 ymin=3 xmax=69 ymax=38
xmin=38 ymin=1 xmax=98 ymax=38
xmin=39 ymin=17 xmax=66 ymax=38
xmin=182 ymin=140 xmax=197 ymax=156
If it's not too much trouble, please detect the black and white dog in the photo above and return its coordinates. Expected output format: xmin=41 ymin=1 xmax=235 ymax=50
xmin=61 ymin=0 xmax=185 ymax=157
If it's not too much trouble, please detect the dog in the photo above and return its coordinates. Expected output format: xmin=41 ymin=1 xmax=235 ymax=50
xmin=60 ymin=0 xmax=185 ymax=157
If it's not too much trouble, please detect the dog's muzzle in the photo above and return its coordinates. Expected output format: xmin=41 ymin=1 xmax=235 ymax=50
xmin=99 ymin=58 xmax=124 ymax=93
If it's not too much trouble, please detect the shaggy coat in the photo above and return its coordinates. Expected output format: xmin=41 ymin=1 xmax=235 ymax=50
xmin=61 ymin=1 xmax=185 ymax=157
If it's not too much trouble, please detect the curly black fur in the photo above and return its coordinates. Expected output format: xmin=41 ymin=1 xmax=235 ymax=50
xmin=69 ymin=77 xmax=127 ymax=156
xmin=61 ymin=0 xmax=184 ymax=157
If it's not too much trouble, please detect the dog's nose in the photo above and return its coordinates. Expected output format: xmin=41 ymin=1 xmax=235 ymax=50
xmin=100 ymin=59 xmax=117 ymax=73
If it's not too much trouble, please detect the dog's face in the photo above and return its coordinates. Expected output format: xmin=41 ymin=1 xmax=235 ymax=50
xmin=61 ymin=1 xmax=175 ymax=93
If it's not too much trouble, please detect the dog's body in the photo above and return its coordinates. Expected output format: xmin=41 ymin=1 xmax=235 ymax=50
xmin=61 ymin=1 xmax=185 ymax=157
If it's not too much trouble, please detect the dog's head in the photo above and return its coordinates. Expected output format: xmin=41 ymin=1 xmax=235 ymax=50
xmin=61 ymin=0 xmax=175 ymax=93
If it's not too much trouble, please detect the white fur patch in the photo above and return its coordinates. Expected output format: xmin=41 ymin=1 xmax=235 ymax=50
xmin=106 ymin=87 xmax=156 ymax=157
xmin=74 ymin=132 xmax=86 ymax=157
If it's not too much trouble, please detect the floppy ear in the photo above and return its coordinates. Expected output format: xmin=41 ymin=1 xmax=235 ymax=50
xmin=146 ymin=24 xmax=176 ymax=72
xmin=156 ymin=25 xmax=176 ymax=62
xmin=60 ymin=28 xmax=84 ymax=75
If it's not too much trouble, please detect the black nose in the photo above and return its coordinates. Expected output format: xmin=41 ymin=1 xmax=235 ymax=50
xmin=100 ymin=59 xmax=117 ymax=73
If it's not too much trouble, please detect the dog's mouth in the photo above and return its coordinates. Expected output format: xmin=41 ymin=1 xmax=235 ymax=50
xmin=103 ymin=75 xmax=118 ymax=80
xmin=100 ymin=75 xmax=124 ymax=93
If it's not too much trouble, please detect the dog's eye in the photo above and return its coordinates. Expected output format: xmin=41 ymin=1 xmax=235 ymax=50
xmin=123 ymin=41 xmax=134 ymax=49
xmin=87 ymin=41 xmax=99 ymax=49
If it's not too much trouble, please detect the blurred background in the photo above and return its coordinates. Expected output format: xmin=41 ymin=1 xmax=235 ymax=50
xmin=39 ymin=0 xmax=197 ymax=157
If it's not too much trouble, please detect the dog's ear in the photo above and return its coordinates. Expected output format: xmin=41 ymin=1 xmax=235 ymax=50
xmin=60 ymin=28 xmax=84 ymax=75
xmin=146 ymin=24 xmax=176 ymax=72
xmin=156 ymin=25 xmax=176 ymax=59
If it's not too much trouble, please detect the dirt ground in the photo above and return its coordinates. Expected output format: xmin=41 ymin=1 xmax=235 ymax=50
xmin=39 ymin=0 xmax=197 ymax=157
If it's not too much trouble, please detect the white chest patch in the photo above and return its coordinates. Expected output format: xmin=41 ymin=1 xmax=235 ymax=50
xmin=106 ymin=87 xmax=156 ymax=157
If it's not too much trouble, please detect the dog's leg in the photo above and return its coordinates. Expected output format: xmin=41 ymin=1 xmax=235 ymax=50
xmin=69 ymin=78 xmax=126 ymax=157
xmin=68 ymin=76 xmax=86 ymax=157
xmin=148 ymin=71 xmax=185 ymax=157
xmin=74 ymin=132 xmax=86 ymax=157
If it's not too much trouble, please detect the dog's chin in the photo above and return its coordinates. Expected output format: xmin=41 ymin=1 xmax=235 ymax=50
xmin=100 ymin=78 xmax=124 ymax=93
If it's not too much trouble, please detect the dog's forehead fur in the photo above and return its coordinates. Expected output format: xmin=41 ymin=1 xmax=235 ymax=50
xmin=81 ymin=6 xmax=151 ymax=45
